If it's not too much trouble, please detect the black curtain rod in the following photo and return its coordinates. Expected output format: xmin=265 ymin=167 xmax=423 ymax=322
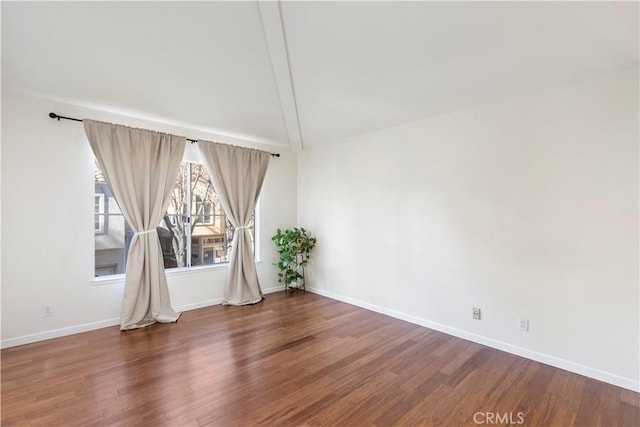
xmin=48 ymin=112 xmax=281 ymax=157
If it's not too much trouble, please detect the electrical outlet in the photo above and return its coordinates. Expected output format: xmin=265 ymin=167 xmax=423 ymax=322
xmin=518 ymin=318 xmax=529 ymax=332
xmin=472 ymin=307 xmax=481 ymax=320
xmin=42 ymin=306 xmax=54 ymax=317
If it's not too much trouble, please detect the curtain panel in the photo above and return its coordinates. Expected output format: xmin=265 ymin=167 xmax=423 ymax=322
xmin=197 ymin=141 xmax=270 ymax=305
xmin=84 ymin=120 xmax=186 ymax=330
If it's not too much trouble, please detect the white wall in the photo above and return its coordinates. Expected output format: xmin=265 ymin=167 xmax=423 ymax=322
xmin=298 ymin=68 xmax=639 ymax=391
xmin=1 ymin=90 xmax=297 ymax=346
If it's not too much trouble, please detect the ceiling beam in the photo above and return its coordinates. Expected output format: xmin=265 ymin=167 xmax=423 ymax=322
xmin=258 ymin=1 xmax=303 ymax=151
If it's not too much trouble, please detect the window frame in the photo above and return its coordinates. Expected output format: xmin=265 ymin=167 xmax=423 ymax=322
xmin=94 ymin=194 xmax=105 ymax=234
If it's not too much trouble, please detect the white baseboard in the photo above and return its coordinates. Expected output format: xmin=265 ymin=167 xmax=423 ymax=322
xmin=306 ymin=286 xmax=640 ymax=393
xmin=175 ymin=298 xmax=224 ymax=312
xmin=263 ymin=284 xmax=286 ymax=294
xmin=1 ymin=318 xmax=121 ymax=349
xmin=1 ymin=285 xmax=287 ymax=350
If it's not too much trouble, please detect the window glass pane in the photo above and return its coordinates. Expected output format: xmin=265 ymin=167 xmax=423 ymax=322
xmin=158 ymin=214 xmax=186 ymax=269
xmin=94 ymin=162 xmax=132 ymax=277
xmin=161 ymin=163 xmax=189 ymax=268
xmin=190 ymin=164 xmax=230 ymax=266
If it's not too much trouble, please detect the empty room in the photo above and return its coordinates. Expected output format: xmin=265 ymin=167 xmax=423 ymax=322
xmin=1 ymin=1 xmax=638 ymax=426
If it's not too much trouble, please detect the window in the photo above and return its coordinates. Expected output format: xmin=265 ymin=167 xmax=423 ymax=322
xmin=195 ymin=196 xmax=214 ymax=225
xmin=94 ymin=194 xmax=105 ymax=233
xmin=94 ymin=160 xmax=255 ymax=277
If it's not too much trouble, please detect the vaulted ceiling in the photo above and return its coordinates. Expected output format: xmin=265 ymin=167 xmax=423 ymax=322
xmin=2 ymin=1 xmax=638 ymax=150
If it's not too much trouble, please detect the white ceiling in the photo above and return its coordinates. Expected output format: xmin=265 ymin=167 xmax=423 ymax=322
xmin=2 ymin=1 xmax=638 ymax=150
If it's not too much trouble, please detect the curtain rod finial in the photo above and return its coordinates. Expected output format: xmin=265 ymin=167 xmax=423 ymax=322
xmin=49 ymin=112 xmax=59 ymax=120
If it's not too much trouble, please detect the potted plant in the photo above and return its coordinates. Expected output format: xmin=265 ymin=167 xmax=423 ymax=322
xmin=272 ymin=228 xmax=316 ymax=291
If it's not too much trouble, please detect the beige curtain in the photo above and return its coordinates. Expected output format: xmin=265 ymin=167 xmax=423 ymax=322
xmin=197 ymin=141 xmax=270 ymax=305
xmin=84 ymin=120 xmax=186 ymax=330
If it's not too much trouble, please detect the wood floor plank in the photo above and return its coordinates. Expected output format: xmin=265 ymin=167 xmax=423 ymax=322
xmin=1 ymin=291 xmax=638 ymax=426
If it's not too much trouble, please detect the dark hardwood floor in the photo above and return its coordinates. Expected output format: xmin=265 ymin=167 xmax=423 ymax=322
xmin=1 ymin=291 xmax=638 ymax=426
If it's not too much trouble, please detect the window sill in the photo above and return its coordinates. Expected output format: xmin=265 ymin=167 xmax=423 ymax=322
xmin=91 ymin=260 xmax=262 ymax=286
xmin=92 ymin=274 xmax=126 ymax=286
